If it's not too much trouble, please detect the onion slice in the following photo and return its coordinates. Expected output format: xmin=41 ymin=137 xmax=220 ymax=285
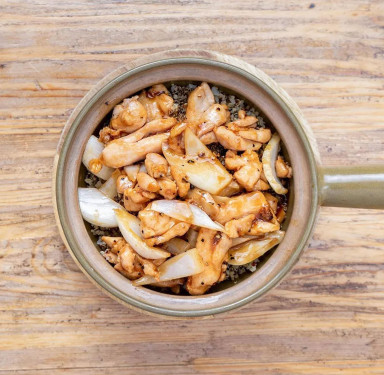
xmin=228 ymin=230 xmax=285 ymax=265
xmin=150 ymin=199 xmax=225 ymax=232
xmin=99 ymin=169 xmax=119 ymax=199
xmin=162 ymin=129 xmax=232 ymax=194
xmin=114 ymin=208 xmax=170 ymax=260
xmin=78 ymin=188 xmax=121 ymax=228
xmin=186 ymin=228 xmax=198 ymax=248
xmin=82 ymin=135 xmax=114 ymax=180
xmin=262 ymin=134 xmax=288 ymax=194
xmin=162 ymin=238 xmax=191 ymax=255
xmin=150 ymin=200 xmax=193 ymax=222
xmin=132 ymin=248 xmax=204 ymax=286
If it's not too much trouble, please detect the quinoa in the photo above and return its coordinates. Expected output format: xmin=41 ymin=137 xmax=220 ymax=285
xmin=84 ymin=82 xmax=279 ymax=287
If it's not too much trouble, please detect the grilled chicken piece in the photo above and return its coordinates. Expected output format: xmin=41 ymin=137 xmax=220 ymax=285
xmin=157 ymin=177 xmax=177 ymax=200
xmin=227 ymin=110 xmax=258 ymax=127
xmin=275 ymin=156 xmax=293 ymax=178
xmin=196 ymin=103 xmax=229 ymax=137
xmin=102 ymin=133 xmax=169 ymax=168
xmin=102 ymin=236 xmax=159 ymax=280
xmin=186 ymin=229 xmax=232 ymax=295
xmin=186 ymin=188 xmax=220 ymax=220
xmin=238 ymin=128 xmax=271 ymax=143
xmin=225 ymin=150 xmax=262 ymax=191
xmin=145 ymin=222 xmax=191 ymax=246
xmin=138 ymin=210 xmax=178 ymax=238
xmin=123 ymin=194 xmax=147 ymax=212
xmin=145 ymin=153 xmax=169 ymax=179
xmin=214 ymin=126 xmax=262 ymax=151
xmin=118 ymin=244 xmax=159 ymax=280
xmin=215 ymin=191 xmax=271 ymax=224
xmin=125 ymin=186 xmax=157 ymax=204
xmin=110 ymin=95 xmax=147 ymax=133
xmin=200 ymin=131 xmax=218 ymax=145
xmin=248 ymin=219 xmax=280 ymax=235
xmin=186 ymin=82 xmax=215 ymax=126
xmin=170 ymin=166 xmax=190 ymax=197
xmin=116 ymin=174 xmax=134 ymax=194
xmin=117 ymin=118 xmax=176 ymax=144
xmin=102 ymin=236 xmax=126 ymax=252
xmin=137 ymin=172 xmax=160 ymax=193
xmin=138 ymin=84 xmax=174 ymax=121
xmin=224 ymin=214 xmax=256 ymax=238
xmin=99 ymin=126 xmax=124 ymax=144
xmin=234 ymin=161 xmax=261 ymax=191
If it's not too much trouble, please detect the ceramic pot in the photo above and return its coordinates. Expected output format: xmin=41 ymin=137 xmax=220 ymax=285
xmin=53 ymin=50 xmax=384 ymax=317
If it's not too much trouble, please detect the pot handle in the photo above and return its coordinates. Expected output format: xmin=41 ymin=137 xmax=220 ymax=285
xmin=320 ymin=165 xmax=384 ymax=209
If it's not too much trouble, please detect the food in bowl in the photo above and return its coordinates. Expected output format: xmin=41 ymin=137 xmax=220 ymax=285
xmin=79 ymin=82 xmax=292 ymax=295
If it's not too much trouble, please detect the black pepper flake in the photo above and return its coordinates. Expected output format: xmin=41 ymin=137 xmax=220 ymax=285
xmin=187 ymin=160 xmax=195 ymax=164
xmin=201 ymin=238 xmax=205 ymax=242
xmin=201 ymin=281 xmax=205 ymax=285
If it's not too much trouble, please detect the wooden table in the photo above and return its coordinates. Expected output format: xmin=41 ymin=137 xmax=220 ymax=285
xmin=1 ymin=1 xmax=383 ymax=373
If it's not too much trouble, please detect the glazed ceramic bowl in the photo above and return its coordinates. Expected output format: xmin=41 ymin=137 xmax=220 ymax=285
xmin=53 ymin=50 xmax=384 ymax=317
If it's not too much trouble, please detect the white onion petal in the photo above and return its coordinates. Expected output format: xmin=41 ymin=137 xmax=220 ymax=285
xmin=132 ymin=248 xmax=204 ymax=286
xmin=228 ymin=230 xmax=285 ymax=265
xmin=78 ymin=188 xmax=121 ymax=227
xmin=162 ymin=238 xmax=191 ymax=255
xmin=150 ymin=199 xmax=225 ymax=231
xmin=99 ymin=169 xmax=119 ymax=199
xmin=262 ymin=134 xmax=288 ymax=194
xmin=162 ymin=128 xmax=232 ymax=195
xmin=82 ymin=135 xmax=114 ymax=180
xmin=150 ymin=200 xmax=193 ymax=222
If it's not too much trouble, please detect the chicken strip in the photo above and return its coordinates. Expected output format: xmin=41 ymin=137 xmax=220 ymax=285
xmin=224 ymin=214 xmax=256 ymax=238
xmin=225 ymin=150 xmax=263 ymax=191
xmin=125 ymin=186 xmax=156 ymax=204
xmin=214 ymin=126 xmax=262 ymax=151
xmin=248 ymin=219 xmax=280 ymax=235
xmin=215 ymin=191 xmax=271 ymax=224
xmin=102 ymin=237 xmax=159 ymax=280
xmin=145 ymin=153 xmax=169 ymax=179
xmin=123 ymin=194 xmax=147 ymax=212
xmin=145 ymin=222 xmax=191 ymax=246
xmin=196 ymin=104 xmax=229 ymax=137
xmin=102 ymin=133 xmax=169 ymax=168
xmin=186 ymin=82 xmax=215 ymax=126
xmin=200 ymin=131 xmax=218 ymax=145
xmin=157 ymin=177 xmax=177 ymax=200
xmin=186 ymin=229 xmax=232 ymax=295
xmin=102 ymin=236 xmax=126 ymax=253
xmin=170 ymin=166 xmax=190 ymax=198
xmin=116 ymin=118 xmax=176 ymax=144
xmin=275 ymin=156 xmax=293 ymax=178
xmin=138 ymin=84 xmax=174 ymax=121
xmin=138 ymin=209 xmax=178 ymax=238
xmin=137 ymin=172 xmax=160 ymax=193
xmin=117 ymin=243 xmax=159 ymax=280
xmin=227 ymin=110 xmax=258 ymax=127
xmin=238 ymin=128 xmax=271 ymax=143
xmin=110 ymin=96 xmax=147 ymax=133
xmin=116 ymin=174 xmax=134 ymax=194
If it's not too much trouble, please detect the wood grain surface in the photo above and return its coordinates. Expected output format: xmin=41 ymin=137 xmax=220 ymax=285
xmin=0 ymin=0 xmax=383 ymax=374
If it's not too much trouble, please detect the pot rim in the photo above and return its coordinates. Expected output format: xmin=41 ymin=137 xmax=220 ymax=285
xmin=53 ymin=50 xmax=320 ymax=317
